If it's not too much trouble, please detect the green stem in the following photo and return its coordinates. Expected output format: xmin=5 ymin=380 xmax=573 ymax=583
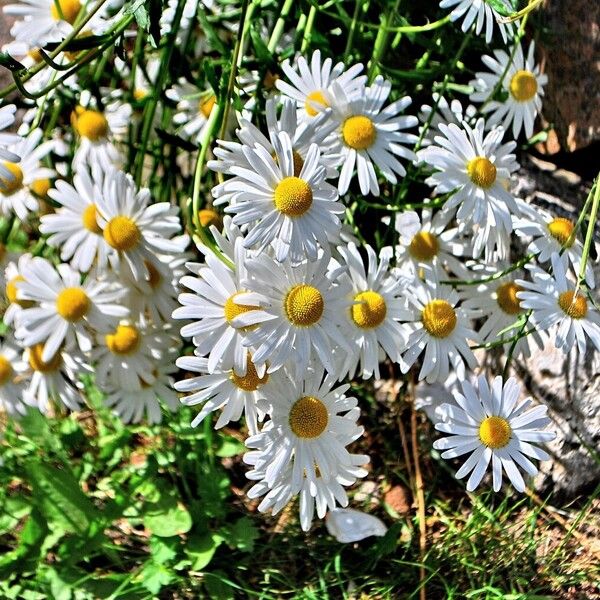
xmin=576 ymin=176 xmax=600 ymax=289
xmin=267 ymin=0 xmax=295 ymax=53
xmin=300 ymin=5 xmax=317 ymax=54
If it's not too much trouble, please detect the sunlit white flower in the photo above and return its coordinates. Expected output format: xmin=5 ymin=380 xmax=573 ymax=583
xmin=276 ymin=50 xmax=366 ymax=120
xmin=103 ymin=357 xmax=180 ymax=424
xmin=400 ymin=276 xmax=478 ymax=383
xmin=337 ymin=243 xmax=411 ymax=379
xmin=23 ymin=343 xmax=88 ymax=413
xmin=95 ymin=169 xmax=187 ymax=283
xmin=329 ymin=75 xmax=418 ymax=196
xmin=240 ymin=251 xmax=353 ymax=377
xmin=326 ymin=508 xmax=387 ymax=543
xmin=440 ymin=0 xmax=514 ymax=44
xmin=0 ymin=104 xmax=22 ymax=182
xmin=433 ymin=375 xmax=555 ymax=492
xmin=131 ymin=56 xmax=161 ymax=102
xmin=40 ymin=165 xmax=113 ymax=273
xmin=513 ymin=204 xmax=594 ymax=287
xmin=517 ymin=253 xmax=600 ymax=355
xmin=0 ymin=128 xmax=54 ymax=221
xmin=15 ymin=259 xmax=128 ymax=362
xmin=470 ymin=42 xmax=547 ymax=139
xmin=417 ymin=119 xmax=519 ymax=259
xmin=0 ymin=336 xmax=28 ymax=416
xmin=418 ymin=94 xmax=477 ymax=147
xmin=174 ymin=353 xmax=274 ymax=435
xmin=3 ymin=253 xmax=34 ymax=327
xmin=166 ymin=80 xmax=217 ymax=144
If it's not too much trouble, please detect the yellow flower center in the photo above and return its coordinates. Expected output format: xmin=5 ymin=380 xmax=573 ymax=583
xmin=351 ymin=290 xmax=387 ymax=329
xmin=0 ymin=163 xmax=24 ymax=195
xmin=74 ymin=109 xmax=109 ymax=141
xmin=479 ymin=416 xmax=512 ymax=449
xmin=273 ymin=150 xmax=305 ymax=178
xmin=558 ymin=290 xmax=587 ymax=319
xmin=223 ymin=292 xmax=260 ymax=328
xmin=198 ymin=208 xmax=222 ymax=229
xmin=0 ymin=356 xmax=13 ymax=386
xmin=273 ymin=176 xmax=313 ymax=217
xmin=103 ymin=215 xmax=141 ymax=251
xmin=82 ymin=203 xmax=102 ymax=234
xmin=56 ymin=287 xmax=90 ymax=321
xmin=496 ymin=281 xmax=524 ymax=315
xmin=509 ymin=70 xmax=538 ymax=102
xmin=133 ymin=89 xmax=148 ymax=101
xmin=421 ymin=299 xmax=457 ymax=338
xmin=230 ymin=360 xmax=269 ymax=392
xmin=145 ymin=260 xmax=161 ymax=289
xmin=6 ymin=275 xmax=34 ymax=308
xmin=199 ymin=95 xmax=216 ymax=118
xmin=467 ymin=156 xmax=497 ymax=189
xmin=547 ymin=217 xmax=575 ymax=248
xmin=105 ymin=324 xmax=141 ymax=355
xmin=50 ymin=0 xmax=81 ymax=23
xmin=28 ymin=48 xmax=43 ymax=63
xmin=28 ymin=343 xmax=62 ymax=373
xmin=284 ymin=284 xmax=324 ymax=327
xmin=289 ymin=395 xmax=328 ymax=439
xmin=31 ymin=178 xmax=51 ymax=198
xmin=342 ymin=115 xmax=377 ymax=150
xmin=409 ymin=231 xmax=439 ymax=261
xmin=305 ymin=90 xmax=329 ymax=117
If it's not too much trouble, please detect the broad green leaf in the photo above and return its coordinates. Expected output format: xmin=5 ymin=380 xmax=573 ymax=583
xmin=143 ymin=496 xmax=192 ymax=538
xmin=185 ymin=532 xmax=223 ymax=570
xmin=220 ymin=517 xmax=258 ymax=553
xmin=214 ymin=435 xmax=245 ymax=458
xmin=139 ymin=561 xmax=174 ymax=595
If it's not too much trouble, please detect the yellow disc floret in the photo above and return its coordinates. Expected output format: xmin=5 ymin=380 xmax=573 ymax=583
xmin=103 ymin=215 xmax=141 ymax=251
xmin=547 ymin=217 xmax=575 ymax=248
xmin=198 ymin=209 xmax=222 ymax=229
xmin=274 ymin=176 xmax=313 ymax=217
xmin=284 ymin=284 xmax=324 ymax=327
xmin=467 ymin=156 xmax=497 ymax=189
xmin=558 ymin=290 xmax=587 ymax=319
xmin=50 ymin=0 xmax=81 ymax=23
xmin=289 ymin=395 xmax=328 ymax=439
xmin=351 ymin=290 xmax=387 ymax=329
xmin=6 ymin=275 xmax=34 ymax=308
xmin=82 ymin=203 xmax=102 ymax=234
xmin=31 ymin=178 xmax=51 ymax=198
xmin=0 ymin=356 xmax=13 ymax=385
xmin=0 ymin=162 xmax=24 ymax=195
xmin=305 ymin=90 xmax=329 ymax=117
xmin=74 ymin=109 xmax=109 ymax=141
xmin=509 ymin=70 xmax=538 ymax=102
xmin=342 ymin=115 xmax=377 ymax=150
xmin=231 ymin=360 xmax=269 ymax=392
xmin=479 ymin=415 xmax=512 ymax=449
xmin=105 ymin=324 xmax=141 ymax=355
xmin=409 ymin=231 xmax=439 ymax=261
xmin=496 ymin=281 xmax=524 ymax=315
xmin=223 ymin=292 xmax=260 ymax=327
xmin=199 ymin=95 xmax=216 ymax=118
xmin=421 ymin=299 xmax=457 ymax=338
xmin=56 ymin=287 xmax=90 ymax=321
xmin=28 ymin=343 xmax=62 ymax=373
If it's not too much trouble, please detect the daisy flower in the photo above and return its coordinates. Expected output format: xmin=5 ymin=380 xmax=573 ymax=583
xmin=275 ymin=49 xmax=366 ymax=120
xmin=92 ymin=319 xmax=176 ymax=391
xmin=222 ymin=131 xmax=344 ymax=263
xmin=516 ymin=253 xmax=600 ymax=355
xmin=174 ymin=352 xmax=274 ymax=435
xmin=40 ymin=165 xmax=112 ymax=273
xmin=3 ymin=253 xmax=34 ymax=327
xmin=400 ymin=276 xmax=478 ymax=383
xmin=470 ymin=42 xmax=547 ymax=139
xmin=433 ymin=375 xmax=556 ymax=492
xmin=418 ymin=94 xmax=477 ymax=147
xmin=72 ymin=91 xmax=131 ymax=170
xmin=15 ymin=259 xmax=129 ymax=362
xmin=513 ymin=204 xmax=594 ymax=287
xmin=0 ymin=128 xmax=55 ymax=221
xmin=240 ymin=251 xmax=353 ymax=377
xmin=103 ymin=357 xmax=180 ymax=424
xmin=440 ymin=0 xmax=514 ymax=44
xmin=23 ymin=343 xmax=88 ymax=413
xmin=0 ymin=104 xmax=22 ymax=182
xmin=243 ymin=366 xmax=367 ymax=493
xmin=173 ymin=238 xmax=260 ymax=376
xmin=95 ymin=168 xmax=188 ymax=283
xmin=3 ymin=0 xmax=108 ymax=46
xmin=337 ymin=243 xmax=412 ymax=379
xmin=393 ymin=208 xmax=472 ymax=278
xmin=329 ymin=75 xmax=419 ymax=196
xmin=417 ymin=119 xmax=519 ymax=259
xmin=166 ymin=80 xmax=217 ymax=144
xmin=0 ymin=336 xmax=28 ymax=417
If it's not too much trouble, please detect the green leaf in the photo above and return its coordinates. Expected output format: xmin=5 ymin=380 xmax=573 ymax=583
xmin=143 ymin=495 xmax=192 ymax=538
xmin=220 ymin=517 xmax=258 ymax=553
xmin=204 ymin=572 xmax=234 ymax=600
xmin=214 ymin=434 xmax=245 ymax=458
xmin=140 ymin=561 xmax=174 ymax=595
xmin=0 ymin=52 xmax=25 ymax=72
xmin=485 ymin=0 xmax=517 ymax=17
xmin=185 ymin=532 xmax=223 ymax=570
